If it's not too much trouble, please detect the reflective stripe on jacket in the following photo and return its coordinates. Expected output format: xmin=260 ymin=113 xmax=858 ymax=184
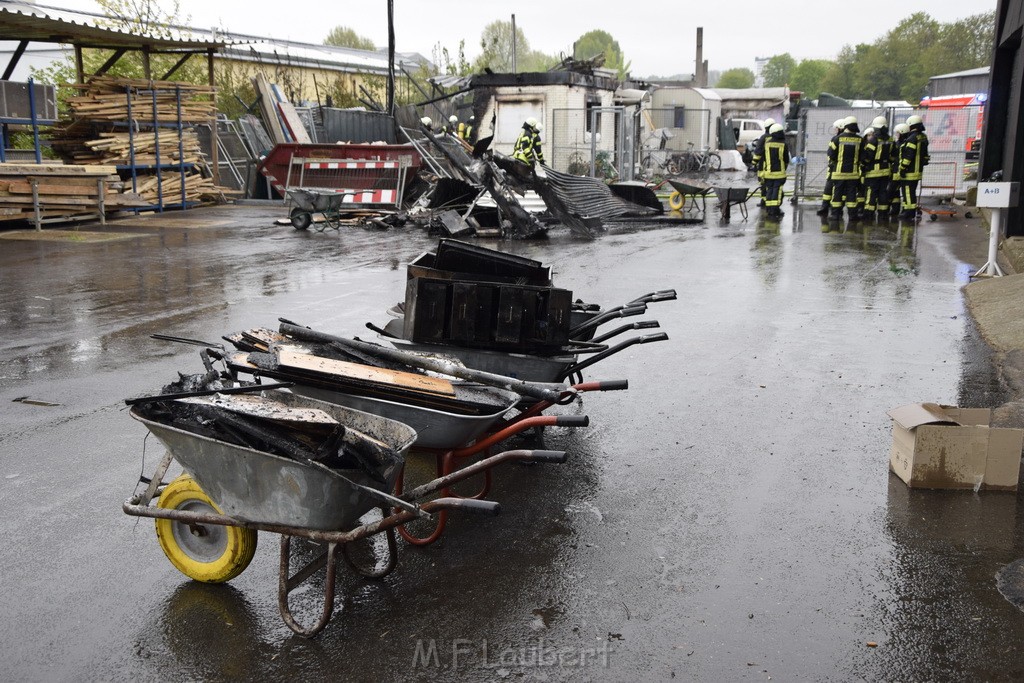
xmin=761 ymin=140 xmax=789 ymax=180
xmin=828 ymin=133 xmax=863 ymax=180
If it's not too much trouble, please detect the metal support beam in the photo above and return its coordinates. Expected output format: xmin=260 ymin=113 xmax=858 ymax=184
xmin=208 ymin=49 xmax=220 ymax=185
xmin=2 ymin=40 xmax=28 ymax=81
xmin=94 ymin=48 xmax=128 ymax=78
xmin=161 ymin=52 xmax=192 ymax=81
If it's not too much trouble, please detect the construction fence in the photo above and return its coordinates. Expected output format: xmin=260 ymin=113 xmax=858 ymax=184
xmin=793 ymin=106 xmax=981 ymax=201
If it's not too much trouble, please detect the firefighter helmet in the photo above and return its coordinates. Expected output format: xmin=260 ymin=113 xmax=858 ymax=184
xmin=894 ymin=123 xmax=910 ymax=135
xmin=863 ymin=127 xmax=874 ymax=136
xmin=526 ymin=117 xmax=539 ymax=129
xmin=420 ymin=116 xmax=432 ymax=127
xmin=833 ymin=118 xmax=846 ymax=130
xmin=449 ymin=115 xmax=458 ymax=124
xmin=906 ymin=114 xmax=923 ymax=127
xmin=871 ymin=116 xmax=887 ymax=128
xmin=769 ymin=123 xmax=784 ymax=134
xmin=764 ymin=117 xmax=776 ymax=128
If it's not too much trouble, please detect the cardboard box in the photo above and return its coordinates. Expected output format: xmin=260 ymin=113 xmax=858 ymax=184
xmin=888 ymin=403 xmax=1024 ymax=491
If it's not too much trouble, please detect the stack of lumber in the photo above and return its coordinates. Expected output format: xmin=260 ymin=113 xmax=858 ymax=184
xmin=65 ymin=76 xmax=216 ymax=123
xmin=0 ymin=163 xmax=147 ymax=221
xmin=44 ymin=76 xmax=233 ymax=209
xmin=135 ymin=171 xmax=231 ymax=204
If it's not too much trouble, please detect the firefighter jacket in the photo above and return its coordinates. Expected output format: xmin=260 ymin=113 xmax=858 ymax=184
xmin=827 ymin=132 xmax=863 ymax=181
xmin=750 ymin=132 xmax=769 ymax=171
xmin=513 ymin=127 xmax=544 ymax=165
xmin=861 ymin=132 xmax=893 ymax=179
xmin=761 ymin=137 xmax=789 ymax=180
xmin=899 ymin=130 xmax=929 ymax=181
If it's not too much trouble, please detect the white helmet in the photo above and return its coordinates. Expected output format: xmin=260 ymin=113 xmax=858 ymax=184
xmin=449 ymin=115 xmax=458 ymax=124
xmin=769 ymin=123 xmax=784 ymax=134
xmin=906 ymin=114 xmax=923 ymax=127
xmin=863 ymin=127 xmax=874 ymax=136
xmin=420 ymin=116 xmax=432 ymax=127
xmin=894 ymin=123 xmax=910 ymax=135
xmin=764 ymin=117 xmax=776 ymax=128
xmin=832 ymin=118 xmax=845 ymax=130
xmin=526 ymin=117 xmax=539 ymax=129
xmin=871 ymin=116 xmax=887 ymax=128
xmin=844 ymin=116 xmax=858 ymax=127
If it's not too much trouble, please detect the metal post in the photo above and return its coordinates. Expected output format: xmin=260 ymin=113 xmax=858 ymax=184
xmin=31 ymin=178 xmax=41 ymax=231
xmin=97 ymin=177 xmax=106 ymax=225
xmin=27 ymin=78 xmax=41 ymax=163
xmin=589 ymin=108 xmax=598 ymax=177
xmin=511 ymin=14 xmax=517 ymax=74
xmin=152 ymin=87 xmax=163 ymax=212
xmin=176 ymin=85 xmax=186 ymax=208
xmin=973 ymin=208 xmax=1005 ymax=277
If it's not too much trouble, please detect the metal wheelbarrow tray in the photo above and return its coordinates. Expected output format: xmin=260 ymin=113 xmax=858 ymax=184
xmin=131 ymin=391 xmax=416 ymax=531
xmin=223 ymin=349 xmax=522 ymax=450
xmin=666 ymin=178 xmax=714 ymax=213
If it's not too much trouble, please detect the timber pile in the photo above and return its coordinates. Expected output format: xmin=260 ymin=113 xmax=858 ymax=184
xmin=135 ymin=171 xmax=228 ymax=204
xmin=65 ymin=76 xmax=216 ymax=123
xmin=0 ymin=163 xmax=147 ymax=221
xmin=45 ymin=76 xmax=231 ymax=209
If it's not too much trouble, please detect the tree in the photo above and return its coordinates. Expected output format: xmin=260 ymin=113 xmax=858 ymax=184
xmin=789 ymin=59 xmax=831 ymax=100
xmin=716 ymin=68 xmax=755 ymax=89
xmin=761 ymin=53 xmax=796 ymax=87
xmin=432 ymin=40 xmax=473 ymax=76
xmin=819 ymin=45 xmax=861 ymax=99
xmin=475 ymin=20 xmax=527 ymax=72
xmin=573 ymin=29 xmax=631 ymax=78
xmin=324 ymin=26 xmax=376 ymax=51
xmin=474 ymin=20 xmax=556 ymax=73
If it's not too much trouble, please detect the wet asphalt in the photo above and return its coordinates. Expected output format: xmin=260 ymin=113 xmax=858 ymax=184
xmin=1 ymin=194 xmax=1022 ymax=681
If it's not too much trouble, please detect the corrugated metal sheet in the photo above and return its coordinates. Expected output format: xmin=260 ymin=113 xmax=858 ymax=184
xmin=541 ymin=168 xmax=659 ymax=219
xmin=321 ymin=109 xmax=397 ymax=144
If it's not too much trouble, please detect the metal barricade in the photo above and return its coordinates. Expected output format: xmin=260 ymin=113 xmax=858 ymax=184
xmin=284 ymin=156 xmax=410 ymax=208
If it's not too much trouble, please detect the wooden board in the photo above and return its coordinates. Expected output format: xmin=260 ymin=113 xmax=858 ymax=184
xmin=175 ymin=394 xmax=340 ymax=425
xmin=0 ymin=163 xmax=119 ymax=176
xmin=277 ymin=101 xmax=312 ymax=144
xmin=276 ymin=346 xmax=456 ymax=397
xmin=253 ymin=73 xmax=288 ymax=146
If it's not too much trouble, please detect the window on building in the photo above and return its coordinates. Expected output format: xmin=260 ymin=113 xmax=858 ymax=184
xmin=674 ymin=106 xmax=686 ymax=128
xmin=586 ymin=98 xmax=602 ymax=134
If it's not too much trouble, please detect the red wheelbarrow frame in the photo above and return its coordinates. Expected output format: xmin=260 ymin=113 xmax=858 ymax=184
xmin=393 ymin=379 xmax=628 ymax=545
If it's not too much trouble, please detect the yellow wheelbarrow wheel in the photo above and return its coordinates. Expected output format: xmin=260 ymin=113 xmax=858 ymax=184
xmin=155 ymin=475 xmax=257 ymax=583
xmin=668 ymin=191 xmax=685 ymax=211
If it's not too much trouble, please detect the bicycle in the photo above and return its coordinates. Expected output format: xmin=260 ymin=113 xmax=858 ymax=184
xmin=677 ymin=142 xmax=721 ymax=177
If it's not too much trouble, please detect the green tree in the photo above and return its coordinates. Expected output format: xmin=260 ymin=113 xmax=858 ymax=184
xmin=433 ymin=40 xmax=472 ymax=76
xmin=716 ymin=68 xmax=755 ymax=88
xmin=475 ymin=20 xmax=527 ymax=72
xmin=761 ymin=53 xmax=796 ymax=87
xmin=573 ymin=29 xmax=631 ymax=78
xmin=323 ymin=26 xmax=377 ymax=51
xmin=789 ymin=59 xmax=830 ymax=99
xmin=819 ymin=44 xmax=862 ymax=99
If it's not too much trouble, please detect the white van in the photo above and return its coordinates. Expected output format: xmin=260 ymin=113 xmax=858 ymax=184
xmin=731 ymin=119 xmax=766 ymax=147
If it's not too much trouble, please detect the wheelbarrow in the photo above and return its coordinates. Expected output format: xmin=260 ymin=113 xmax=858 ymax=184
xmin=666 ymin=178 xmax=714 ymax=213
xmin=123 ymin=384 xmax=568 ymax=637
xmin=285 ymin=188 xmax=364 ymax=231
xmin=714 ymin=185 xmax=758 ymax=220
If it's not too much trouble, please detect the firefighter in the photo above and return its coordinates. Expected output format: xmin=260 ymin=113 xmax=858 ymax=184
xmin=512 ymin=117 xmax=545 ymax=167
xmin=827 ymin=116 xmax=863 ymax=220
xmin=419 ymin=116 xmax=433 ymax=132
xmin=750 ymin=117 xmax=775 ymax=206
xmin=817 ymin=118 xmax=846 ymax=216
xmin=459 ymin=115 xmax=475 ymax=142
xmin=898 ymin=115 xmax=929 ymax=220
xmin=443 ymin=114 xmax=458 ymax=135
xmin=761 ymin=123 xmax=790 ymax=219
xmin=889 ymin=123 xmax=910 ymax=217
xmin=860 ymin=115 xmax=893 ymax=222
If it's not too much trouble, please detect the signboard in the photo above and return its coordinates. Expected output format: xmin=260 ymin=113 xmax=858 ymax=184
xmin=976 ymin=182 xmax=1020 ymax=208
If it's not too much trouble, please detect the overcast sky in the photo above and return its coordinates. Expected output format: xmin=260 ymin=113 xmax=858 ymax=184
xmin=49 ymin=0 xmax=999 ymax=76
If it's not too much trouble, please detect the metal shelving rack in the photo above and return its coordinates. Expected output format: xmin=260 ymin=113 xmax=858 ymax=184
xmin=120 ymin=83 xmax=198 ymax=213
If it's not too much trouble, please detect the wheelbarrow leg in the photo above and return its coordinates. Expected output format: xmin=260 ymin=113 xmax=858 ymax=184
xmin=393 ymin=462 xmax=449 ymax=546
xmin=278 ymin=535 xmax=340 ymax=637
xmin=342 ymin=508 xmax=399 ymax=579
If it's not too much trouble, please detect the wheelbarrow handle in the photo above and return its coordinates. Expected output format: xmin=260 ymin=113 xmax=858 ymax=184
xmin=627 ymin=289 xmax=677 ymax=305
xmin=554 ymin=415 xmax=590 ymax=427
xmin=525 ymin=450 xmax=569 ymax=464
xmin=638 ymin=332 xmax=670 ymax=344
xmin=439 ymin=499 xmax=501 ymax=516
xmin=589 ymin=320 xmax=660 ymax=344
